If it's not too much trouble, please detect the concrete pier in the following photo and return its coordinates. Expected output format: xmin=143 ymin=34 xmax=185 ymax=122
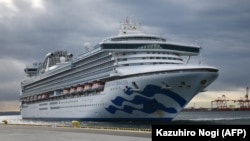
xmin=0 ymin=125 xmax=151 ymax=141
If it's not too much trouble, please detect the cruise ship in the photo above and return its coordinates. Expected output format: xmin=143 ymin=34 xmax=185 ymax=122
xmin=20 ymin=18 xmax=219 ymax=121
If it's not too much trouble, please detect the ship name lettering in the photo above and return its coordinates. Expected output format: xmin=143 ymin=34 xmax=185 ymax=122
xmin=106 ymin=80 xmax=129 ymax=87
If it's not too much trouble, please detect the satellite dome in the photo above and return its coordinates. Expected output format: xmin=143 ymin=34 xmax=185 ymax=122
xmin=60 ymin=57 xmax=66 ymax=62
xmin=83 ymin=42 xmax=91 ymax=51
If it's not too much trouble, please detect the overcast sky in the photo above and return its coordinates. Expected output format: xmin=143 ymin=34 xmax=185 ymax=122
xmin=0 ymin=0 xmax=250 ymax=111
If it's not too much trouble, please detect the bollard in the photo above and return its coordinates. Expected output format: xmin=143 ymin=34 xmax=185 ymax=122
xmin=71 ymin=120 xmax=80 ymax=128
xmin=2 ymin=120 xmax=8 ymax=125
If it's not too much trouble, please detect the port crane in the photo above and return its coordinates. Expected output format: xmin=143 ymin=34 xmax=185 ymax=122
xmin=211 ymin=94 xmax=233 ymax=110
xmin=235 ymin=87 xmax=250 ymax=110
xmin=211 ymin=87 xmax=250 ymax=110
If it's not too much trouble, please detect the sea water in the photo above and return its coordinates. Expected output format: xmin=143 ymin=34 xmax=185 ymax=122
xmin=173 ymin=111 xmax=250 ymax=125
xmin=1 ymin=111 xmax=250 ymax=129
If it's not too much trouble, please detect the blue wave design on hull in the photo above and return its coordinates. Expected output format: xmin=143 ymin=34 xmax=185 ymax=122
xmin=138 ymin=85 xmax=186 ymax=107
xmin=105 ymin=84 xmax=187 ymax=115
xmin=107 ymin=98 xmax=177 ymax=114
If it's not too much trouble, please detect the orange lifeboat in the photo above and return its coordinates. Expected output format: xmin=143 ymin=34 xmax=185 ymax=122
xmin=83 ymin=83 xmax=92 ymax=92
xmin=38 ymin=94 xmax=42 ymax=100
xmin=34 ymin=95 xmax=37 ymax=101
xmin=76 ymin=85 xmax=84 ymax=93
xmin=70 ymin=86 xmax=77 ymax=94
xmin=63 ymin=87 xmax=70 ymax=95
xmin=41 ymin=93 xmax=48 ymax=99
xmin=44 ymin=93 xmax=49 ymax=99
xmin=92 ymin=81 xmax=104 ymax=90
xmin=29 ymin=96 xmax=33 ymax=101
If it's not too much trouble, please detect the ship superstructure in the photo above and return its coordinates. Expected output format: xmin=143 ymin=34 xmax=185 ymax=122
xmin=20 ymin=18 xmax=218 ymax=121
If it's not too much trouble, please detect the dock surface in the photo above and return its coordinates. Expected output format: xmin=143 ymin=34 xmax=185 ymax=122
xmin=0 ymin=125 xmax=150 ymax=141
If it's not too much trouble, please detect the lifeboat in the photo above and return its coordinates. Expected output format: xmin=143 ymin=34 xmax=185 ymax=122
xmin=70 ymin=86 xmax=77 ymax=94
xmin=63 ymin=88 xmax=70 ymax=95
xmin=37 ymin=95 xmax=41 ymax=100
xmin=40 ymin=94 xmax=44 ymax=99
xmin=92 ymin=81 xmax=104 ymax=90
xmin=83 ymin=83 xmax=92 ymax=92
xmin=44 ymin=93 xmax=49 ymax=99
xmin=41 ymin=93 xmax=48 ymax=99
xmin=34 ymin=95 xmax=37 ymax=101
xmin=76 ymin=85 xmax=84 ymax=93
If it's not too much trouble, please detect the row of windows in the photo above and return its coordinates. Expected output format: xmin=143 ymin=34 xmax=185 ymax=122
xmin=121 ymin=62 xmax=182 ymax=66
xmin=119 ymin=51 xmax=177 ymax=56
xmin=60 ymin=100 xmax=78 ymax=104
xmin=50 ymin=102 xmax=58 ymax=105
xmin=102 ymin=43 xmax=200 ymax=54
xmin=110 ymin=36 xmax=166 ymax=42
xmin=114 ymin=51 xmax=183 ymax=67
xmin=75 ymin=51 xmax=110 ymax=66
xmin=49 ymin=103 xmax=108 ymax=110
xmin=110 ymin=87 xmax=123 ymax=91
xmin=119 ymin=57 xmax=182 ymax=61
xmin=39 ymin=103 xmax=48 ymax=106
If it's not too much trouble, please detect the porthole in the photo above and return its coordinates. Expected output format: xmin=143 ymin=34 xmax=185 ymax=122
xmin=200 ymin=80 xmax=207 ymax=85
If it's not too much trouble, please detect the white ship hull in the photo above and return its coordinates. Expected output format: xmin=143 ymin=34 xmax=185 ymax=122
xmin=21 ymin=68 xmax=218 ymax=121
xmin=20 ymin=18 xmax=219 ymax=121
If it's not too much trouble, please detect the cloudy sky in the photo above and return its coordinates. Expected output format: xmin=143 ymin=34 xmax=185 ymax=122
xmin=0 ymin=0 xmax=249 ymax=111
